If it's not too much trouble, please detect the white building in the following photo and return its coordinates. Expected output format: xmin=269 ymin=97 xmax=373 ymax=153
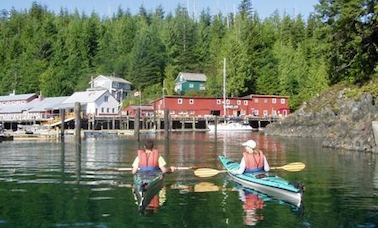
xmin=62 ymin=89 xmax=119 ymax=117
xmin=89 ymin=75 xmax=132 ymax=102
xmin=0 ymin=92 xmax=38 ymax=106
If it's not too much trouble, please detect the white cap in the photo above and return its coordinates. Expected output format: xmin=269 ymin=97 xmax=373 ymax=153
xmin=242 ymin=140 xmax=256 ymax=149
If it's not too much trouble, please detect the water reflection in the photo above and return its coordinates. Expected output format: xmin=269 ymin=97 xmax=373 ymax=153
xmin=0 ymin=133 xmax=377 ymax=227
xmin=238 ymin=188 xmax=265 ymax=226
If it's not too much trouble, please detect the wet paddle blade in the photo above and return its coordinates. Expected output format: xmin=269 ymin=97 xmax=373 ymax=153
xmin=194 ymin=168 xmax=227 ymax=177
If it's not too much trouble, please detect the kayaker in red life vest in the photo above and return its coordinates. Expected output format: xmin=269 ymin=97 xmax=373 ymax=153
xmin=132 ymin=139 xmax=176 ymax=174
xmin=231 ymin=140 xmax=270 ymax=174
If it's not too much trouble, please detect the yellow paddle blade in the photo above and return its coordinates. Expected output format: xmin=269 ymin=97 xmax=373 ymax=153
xmin=271 ymin=162 xmax=305 ymax=172
xmin=194 ymin=168 xmax=227 ymax=177
xmin=194 ymin=182 xmax=220 ymax=192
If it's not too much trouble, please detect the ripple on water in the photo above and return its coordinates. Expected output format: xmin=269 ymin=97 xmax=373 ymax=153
xmin=89 ymin=196 xmax=114 ymax=200
xmin=10 ymin=188 xmax=27 ymax=192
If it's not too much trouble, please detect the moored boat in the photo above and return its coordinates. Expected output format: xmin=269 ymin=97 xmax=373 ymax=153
xmin=133 ymin=172 xmax=164 ymax=212
xmin=208 ymin=121 xmax=253 ymax=132
xmin=218 ymin=155 xmax=303 ymax=207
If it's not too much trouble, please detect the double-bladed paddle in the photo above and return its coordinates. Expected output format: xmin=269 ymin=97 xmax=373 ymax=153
xmin=194 ymin=162 xmax=306 ymax=178
xmin=114 ymin=166 xmax=193 ymax=171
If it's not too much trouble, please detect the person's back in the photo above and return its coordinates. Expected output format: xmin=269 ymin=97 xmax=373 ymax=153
xmin=132 ymin=139 xmax=175 ymax=174
xmin=137 ymin=147 xmax=160 ymax=172
xmin=243 ymin=150 xmax=265 ymax=173
xmin=231 ymin=140 xmax=270 ymax=175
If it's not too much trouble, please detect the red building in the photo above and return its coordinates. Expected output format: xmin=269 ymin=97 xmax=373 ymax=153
xmin=150 ymin=95 xmax=289 ymax=118
xmin=121 ymin=105 xmax=154 ymax=117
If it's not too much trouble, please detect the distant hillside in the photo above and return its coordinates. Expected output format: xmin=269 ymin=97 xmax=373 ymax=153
xmin=265 ymin=81 xmax=378 ymax=152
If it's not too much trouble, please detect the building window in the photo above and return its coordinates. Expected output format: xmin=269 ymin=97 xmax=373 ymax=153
xmin=237 ymin=100 xmax=241 ymax=105
xmin=272 ymin=98 xmax=276 ymax=104
xmin=189 ymin=83 xmax=194 ymax=88
xmin=281 ymin=98 xmax=286 ymax=104
xmin=178 ymin=98 xmax=183 ymax=104
xmin=104 ymin=96 xmax=108 ymax=102
xmin=189 ymin=99 xmax=194 ymax=104
xmin=217 ymin=99 xmax=221 ymax=105
xmin=243 ymin=100 xmax=248 ymax=105
xmin=107 ymin=108 xmax=110 ymax=113
xmin=254 ymin=98 xmax=258 ymax=103
xmin=263 ymin=110 xmax=268 ymax=117
xmin=112 ymin=108 xmax=115 ymax=113
xmin=101 ymin=107 xmax=104 ymax=113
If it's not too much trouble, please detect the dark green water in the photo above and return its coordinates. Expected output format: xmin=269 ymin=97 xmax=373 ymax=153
xmin=0 ymin=132 xmax=377 ymax=227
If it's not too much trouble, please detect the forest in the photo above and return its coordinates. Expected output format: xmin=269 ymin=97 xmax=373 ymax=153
xmin=0 ymin=0 xmax=376 ymax=109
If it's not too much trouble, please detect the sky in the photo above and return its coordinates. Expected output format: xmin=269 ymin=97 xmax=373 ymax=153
xmin=0 ymin=0 xmax=319 ymax=19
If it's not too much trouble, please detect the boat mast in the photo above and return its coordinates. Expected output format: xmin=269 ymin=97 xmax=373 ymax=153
xmin=223 ymin=58 xmax=226 ymax=118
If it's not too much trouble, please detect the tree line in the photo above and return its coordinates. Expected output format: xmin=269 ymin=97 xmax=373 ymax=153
xmin=0 ymin=0 xmax=376 ymax=109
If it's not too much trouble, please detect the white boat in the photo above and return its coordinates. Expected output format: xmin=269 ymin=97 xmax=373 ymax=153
xmin=208 ymin=121 xmax=252 ymax=132
xmin=208 ymin=58 xmax=253 ymax=133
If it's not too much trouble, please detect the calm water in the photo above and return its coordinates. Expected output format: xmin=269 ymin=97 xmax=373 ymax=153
xmin=0 ymin=132 xmax=377 ymax=227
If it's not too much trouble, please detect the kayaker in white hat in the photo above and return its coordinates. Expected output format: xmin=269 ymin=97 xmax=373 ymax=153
xmin=231 ymin=139 xmax=270 ymax=175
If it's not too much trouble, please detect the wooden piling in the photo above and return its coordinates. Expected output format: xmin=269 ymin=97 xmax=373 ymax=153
xmin=215 ymin=116 xmax=218 ymax=133
xmin=74 ymin=102 xmax=81 ymax=144
xmin=135 ymin=108 xmax=140 ymax=141
xmin=60 ymin=109 xmax=65 ymax=139
xmin=164 ymin=109 xmax=169 ymax=137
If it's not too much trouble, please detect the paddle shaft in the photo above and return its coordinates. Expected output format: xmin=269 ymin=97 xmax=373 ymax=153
xmin=194 ymin=162 xmax=305 ymax=177
xmin=116 ymin=166 xmax=192 ymax=171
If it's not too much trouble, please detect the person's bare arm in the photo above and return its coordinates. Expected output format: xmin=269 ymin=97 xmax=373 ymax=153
xmin=159 ymin=165 xmax=176 ymax=173
xmin=131 ymin=157 xmax=139 ymax=174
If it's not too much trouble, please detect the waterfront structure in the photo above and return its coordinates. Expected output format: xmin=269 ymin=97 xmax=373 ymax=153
xmin=121 ymin=105 xmax=154 ymax=117
xmin=242 ymin=94 xmax=290 ymax=118
xmin=174 ymin=72 xmax=207 ymax=95
xmin=151 ymin=95 xmax=289 ymax=118
xmin=89 ymin=75 xmax=132 ymax=102
xmin=0 ymin=92 xmax=38 ymax=106
xmin=62 ymin=89 xmax=120 ymax=117
xmin=0 ymin=96 xmax=68 ymax=122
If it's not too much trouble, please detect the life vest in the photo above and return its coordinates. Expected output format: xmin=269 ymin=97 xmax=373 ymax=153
xmin=243 ymin=151 xmax=264 ymax=173
xmin=138 ymin=149 xmax=159 ymax=171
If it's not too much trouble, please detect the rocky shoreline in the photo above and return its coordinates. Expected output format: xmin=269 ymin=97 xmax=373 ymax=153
xmin=265 ymin=89 xmax=378 ymax=153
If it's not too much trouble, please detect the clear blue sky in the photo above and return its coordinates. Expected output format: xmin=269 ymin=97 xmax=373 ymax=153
xmin=0 ymin=0 xmax=319 ymax=19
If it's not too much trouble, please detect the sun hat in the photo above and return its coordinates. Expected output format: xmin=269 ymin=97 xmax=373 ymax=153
xmin=242 ymin=140 xmax=256 ymax=149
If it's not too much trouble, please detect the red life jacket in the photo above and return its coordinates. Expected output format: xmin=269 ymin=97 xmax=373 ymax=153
xmin=147 ymin=195 xmax=160 ymax=210
xmin=243 ymin=193 xmax=264 ymax=210
xmin=243 ymin=151 xmax=264 ymax=172
xmin=138 ymin=149 xmax=159 ymax=171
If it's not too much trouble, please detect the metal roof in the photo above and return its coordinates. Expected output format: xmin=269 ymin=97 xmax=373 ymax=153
xmin=178 ymin=72 xmax=207 ymax=82
xmin=0 ymin=96 xmax=69 ymax=113
xmin=28 ymin=97 xmax=69 ymax=112
xmin=63 ymin=90 xmax=107 ymax=103
xmin=91 ymin=75 xmax=133 ymax=85
xmin=0 ymin=93 xmax=37 ymax=102
xmin=0 ymin=103 xmax=31 ymax=113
